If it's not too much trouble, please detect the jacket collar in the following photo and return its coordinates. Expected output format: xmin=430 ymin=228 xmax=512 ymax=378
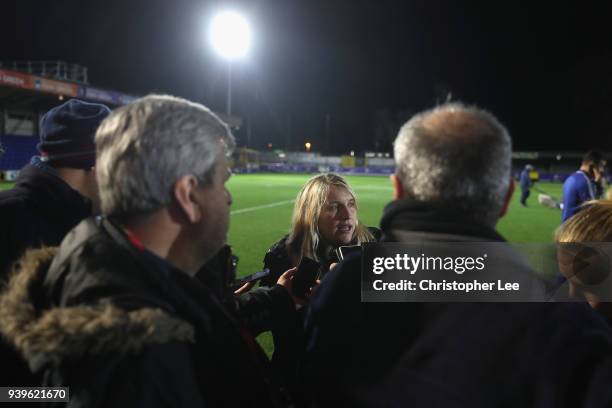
xmin=380 ymin=198 xmax=505 ymax=242
xmin=0 ymin=247 xmax=194 ymax=371
xmin=15 ymin=162 xmax=92 ymax=215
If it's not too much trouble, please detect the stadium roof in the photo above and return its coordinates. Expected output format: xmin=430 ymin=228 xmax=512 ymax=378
xmin=0 ymin=65 xmax=242 ymax=129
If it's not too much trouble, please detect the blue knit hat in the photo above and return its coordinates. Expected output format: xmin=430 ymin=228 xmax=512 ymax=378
xmin=38 ymin=99 xmax=111 ymax=169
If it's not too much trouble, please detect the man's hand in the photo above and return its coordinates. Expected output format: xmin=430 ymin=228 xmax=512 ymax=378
xmin=276 ymin=267 xmax=321 ymax=307
xmin=277 ymin=267 xmax=297 ymax=288
xmin=276 ymin=267 xmax=303 ymax=306
xmin=304 ymin=279 xmax=321 ymax=301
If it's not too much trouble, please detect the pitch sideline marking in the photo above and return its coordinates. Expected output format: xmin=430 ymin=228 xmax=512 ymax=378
xmin=231 ymin=199 xmax=295 ymax=215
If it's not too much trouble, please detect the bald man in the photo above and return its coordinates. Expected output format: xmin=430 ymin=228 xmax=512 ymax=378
xmin=301 ymin=103 xmax=612 ymax=408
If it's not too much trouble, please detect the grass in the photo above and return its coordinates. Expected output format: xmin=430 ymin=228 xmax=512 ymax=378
xmin=227 ymin=174 xmax=391 ymax=274
xmin=0 ymin=175 xmax=565 ymax=354
xmin=226 ymin=175 xmax=565 ymax=354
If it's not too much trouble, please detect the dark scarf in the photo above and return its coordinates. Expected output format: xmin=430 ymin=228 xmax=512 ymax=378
xmin=17 ymin=158 xmax=92 ymax=215
xmin=379 ymin=198 xmax=505 ymax=242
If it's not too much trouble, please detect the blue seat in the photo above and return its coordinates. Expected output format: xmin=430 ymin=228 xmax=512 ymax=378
xmin=0 ymin=134 xmax=38 ymax=171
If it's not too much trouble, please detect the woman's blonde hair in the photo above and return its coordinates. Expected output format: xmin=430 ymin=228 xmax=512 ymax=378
xmin=555 ymin=200 xmax=612 ymax=243
xmin=287 ymin=173 xmax=374 ymax=264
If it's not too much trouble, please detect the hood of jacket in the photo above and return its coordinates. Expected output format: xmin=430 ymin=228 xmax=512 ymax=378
xmin=0 ymin=246 xmax=194 ymax=372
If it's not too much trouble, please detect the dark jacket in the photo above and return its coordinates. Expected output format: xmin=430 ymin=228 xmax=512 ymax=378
xmin=196 ymin=245 xmax=296 ymax=336
xmin=0 ymin=161 xmax=92 ymax=388
xmin=302 ymin=199 xmax=612 ymax=408
xmin=260 ymin=228 xmax=381 ymax=403
xmin=0 ymin=161 xmax=92 ymax=278
xmin=519 ymin=168 xmax=532 ymax=191
xmin=0 ymin=217 xmax=291 ymax=408
xmin=261 ymin=227 xmax=382 ymax=288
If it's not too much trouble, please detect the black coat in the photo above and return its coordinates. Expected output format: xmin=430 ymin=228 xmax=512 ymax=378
xmin=0 ymin=163 xmax=92 ymax=278
xmin=260 ymin=228 xmax=381 ymax=403
xmin=261 ymin=227 xmax=382 ymax=287
xmin=0 ymin=217 xmax=291 ymax=408
xmin=301 ymin=199 xmax=612 ymax=408
xmin=196 ymin=245 xmax=296 ymax=337
xmin=0 ymin=163 xmax=92 ymax=388
xmin=259 ymin=235 xmax=306 ymax=399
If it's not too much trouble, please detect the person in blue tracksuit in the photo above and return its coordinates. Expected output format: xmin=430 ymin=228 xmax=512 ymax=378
xmin=562 ymin=151 xmax=606 ymax=222
xmin=519 ymin=164 xmax=533 ymax=206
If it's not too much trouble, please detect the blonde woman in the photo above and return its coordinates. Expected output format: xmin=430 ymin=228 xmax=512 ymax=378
xmin=555 ymin=200 xmax=612 ymax=323
xmin=262 ymin=173 xmax=379 ymax=286
xmin=259 ymin=173 xmax=379 ymax=393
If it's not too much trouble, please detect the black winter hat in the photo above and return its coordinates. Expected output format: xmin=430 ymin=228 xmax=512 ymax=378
xmin=38 ymin=99 xmax=111 ymax=169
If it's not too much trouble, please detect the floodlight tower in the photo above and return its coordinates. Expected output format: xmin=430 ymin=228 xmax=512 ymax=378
xmin=210 ymin=10 xmax=251 ymax=116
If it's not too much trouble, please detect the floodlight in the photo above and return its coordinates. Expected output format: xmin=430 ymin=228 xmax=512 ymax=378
xmin=210 ymin=11 xmax=251 ymax=60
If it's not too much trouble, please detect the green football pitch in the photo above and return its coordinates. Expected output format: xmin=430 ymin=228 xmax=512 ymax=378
xmin=225 ymin=174 xmax=563 ymax=271
xmin=0 ymin=174 xmax=565 ymax=354
xmin=224 ymin=174 xmax=564 ymax=353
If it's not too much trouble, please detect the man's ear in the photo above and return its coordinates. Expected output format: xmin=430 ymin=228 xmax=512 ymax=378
xmin=390 ymin=174 xmax=404 ymax=200
xmin=499 ymin=178 xmax=515 ymax=218
xmin=173 ymin=175 xmax=203 ymax=223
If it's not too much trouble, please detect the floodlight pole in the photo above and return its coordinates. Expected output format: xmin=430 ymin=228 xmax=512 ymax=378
xmin=226 ymin=61 xmax=233 ymax=116
xmin=325 ymin=113 xmax=331 ymax=154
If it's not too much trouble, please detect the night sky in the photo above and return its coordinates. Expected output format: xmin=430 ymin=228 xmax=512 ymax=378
xmin=3 ymin=0 xmax=611 ymax=153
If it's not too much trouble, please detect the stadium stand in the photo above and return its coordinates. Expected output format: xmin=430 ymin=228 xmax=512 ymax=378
xmin=0 ymin=61 xmax=137 ymax=174
xmin=0 ymin=61 xmax=607 ymax=183
xmin=0 ymin=61 xmax=241 ymax=175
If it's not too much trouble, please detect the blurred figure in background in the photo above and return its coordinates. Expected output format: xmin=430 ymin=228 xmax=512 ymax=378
xmin=562 ymin=150 xmax=606 ymax=222
xmin=0 ymin=98 xmax=109 ymax=387
xmin=519 ymin=164 xmax=533 ymax=206
xmin=0 ymin=99 xmax=109 ymax=278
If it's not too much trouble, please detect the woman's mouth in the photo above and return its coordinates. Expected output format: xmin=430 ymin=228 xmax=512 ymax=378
xmin=337 ymin=224 xmax=353 ymax=232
